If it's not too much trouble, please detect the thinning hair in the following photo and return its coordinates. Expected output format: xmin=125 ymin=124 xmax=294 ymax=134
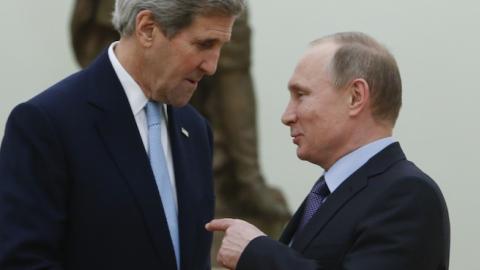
xmin=312 ymin=32 xmax=402 ymax=125
xmin=112 ymin=0 xmax=245 ymax=38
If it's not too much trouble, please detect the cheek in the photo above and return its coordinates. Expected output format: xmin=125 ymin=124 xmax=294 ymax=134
xmin=179 ymin=51 xmax=201 ymax=70
xmin=303 ymin=107 xmax=334 ymax=144
xmin=187 ymin=60 xmax=202 ymax=74
xmin=302 ymin=105 xmax=323 ymax=131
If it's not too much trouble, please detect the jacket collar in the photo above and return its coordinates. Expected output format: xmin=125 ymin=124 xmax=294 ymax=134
xmin=280 ymin=142 xmax=406 ymax=252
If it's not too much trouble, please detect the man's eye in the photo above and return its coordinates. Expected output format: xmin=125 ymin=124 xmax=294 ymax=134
xmin=197 ymin=40 xmax=215 ymax=49
xmin=297 ymin=91 xmax=307 ymax=97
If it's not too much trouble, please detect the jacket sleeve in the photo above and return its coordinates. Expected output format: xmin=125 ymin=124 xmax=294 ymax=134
xmin=237 ymin=236 xmax=319 ymax=270
xmin=0 ymin=103 xmax=68 ymax=270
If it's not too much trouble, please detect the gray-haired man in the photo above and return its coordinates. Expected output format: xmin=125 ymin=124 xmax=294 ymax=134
xmin=0 ymin=0 xmax=244 ymax=269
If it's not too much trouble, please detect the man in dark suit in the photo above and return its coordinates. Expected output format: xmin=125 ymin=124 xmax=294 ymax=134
xmin=207 ymin=32 xmax=450 ymax=270
xmin=0 ymin=0 xmax=244 ymax=269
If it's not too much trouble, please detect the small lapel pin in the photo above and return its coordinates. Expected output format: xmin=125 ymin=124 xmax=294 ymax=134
xmin=181 ymin=127 xmax=190 ymax=138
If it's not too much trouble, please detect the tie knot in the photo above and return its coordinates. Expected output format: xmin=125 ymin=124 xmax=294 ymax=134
xmin=311 ymin=176 xmax=330 ymax=198
xmin=145 ymin=101 xmax=163 ymax=127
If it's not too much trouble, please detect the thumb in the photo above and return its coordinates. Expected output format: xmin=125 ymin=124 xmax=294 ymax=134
xmin=205 ymin=218 xmax=236 ymax=232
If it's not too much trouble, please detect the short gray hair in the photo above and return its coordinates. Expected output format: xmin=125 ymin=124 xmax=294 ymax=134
xmin=112 ymin=0 xmax=245 ymax=38
xmin=312 ymin=32 xmax=402 ymax=125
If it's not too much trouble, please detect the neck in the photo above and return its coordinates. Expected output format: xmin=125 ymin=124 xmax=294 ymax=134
xmin=115 ymin=38 xmax=153 ymax=99
xmin=322 ymin=120 xmax=393 ymax=170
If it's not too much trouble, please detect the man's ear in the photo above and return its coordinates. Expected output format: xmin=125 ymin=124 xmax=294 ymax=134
xmin=135 ymin=10 xmax=161 ymax=47
xmin=347 ymin=78 xmax=370 ymax=116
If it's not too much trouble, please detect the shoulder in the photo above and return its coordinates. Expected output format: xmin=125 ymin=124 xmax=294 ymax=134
xmin=366 ymin=143 xmax=444 ymax=202
xmin=367 ymin=159 xmax=448 ymax=218
xmin=384 ymin=160 xmax=443 ymax=197
xmin=29 ymin=69 xmax=88 ymax=110
xmin=28 ymin=50 xmax=112 ymax=113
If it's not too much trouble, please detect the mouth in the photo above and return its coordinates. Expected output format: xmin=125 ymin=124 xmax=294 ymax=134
xmin=185 ymin=74 xmax=203 ymax=86
xmin=185 ymin=78 xmax=198 ymax=86
xmin=291 ymin=133 xmax=302 ymax=145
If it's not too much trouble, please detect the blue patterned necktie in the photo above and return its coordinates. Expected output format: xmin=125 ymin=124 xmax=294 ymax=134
xmin=145 ymin=101 xmax=180 ymax=269
xmin=296 ymin=176 xmax=330 ymax=234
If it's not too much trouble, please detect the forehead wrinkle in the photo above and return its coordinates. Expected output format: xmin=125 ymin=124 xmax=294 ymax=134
xmin=206 ymin=26 xmax=232 ymax=34
xmin=204 ymin=28 xmax=232 ymax=41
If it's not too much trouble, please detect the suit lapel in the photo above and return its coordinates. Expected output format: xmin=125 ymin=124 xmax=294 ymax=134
xmin=166 ymin=106 xmax=197 ymax=270
xmin=291 ymin=168 xmax=369 ymax=252
xmin=279 ymin=197 xmax=307 ymax=244
xmin=290 ymin=143 xmax=406 ymax=253
xmin=86 ymin=52 xmax=177 ymax=269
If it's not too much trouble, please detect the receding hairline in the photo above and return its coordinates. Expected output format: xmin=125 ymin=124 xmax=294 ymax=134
xmin=301 ymin=39 xmax=340 ymax=84
xmin=308 ymin=33 xmax=391 ymax=62
xmin=309 ymin=32 xmax=386 ymax=49
xmin=306 ymin=32 xmax=402 ymax=124
xmin=306 ymin=33 xmax=395 ymax=87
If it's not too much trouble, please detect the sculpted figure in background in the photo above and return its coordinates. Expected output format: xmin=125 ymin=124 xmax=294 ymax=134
xmin=70 ymin=0 xmax=291 ymax=264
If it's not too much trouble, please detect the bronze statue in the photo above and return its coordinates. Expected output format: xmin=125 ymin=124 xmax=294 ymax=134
xmin=70 ymin=0 xmax=290 ymax=265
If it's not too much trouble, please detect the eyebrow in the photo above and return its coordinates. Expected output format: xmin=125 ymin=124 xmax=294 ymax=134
xmin=288 ymin=82 xmax=304 ymax=92
xmin=197 ymin=37 xmax=216 ymax=42
xmin=197 ymin=37 xmax=229 ymax=45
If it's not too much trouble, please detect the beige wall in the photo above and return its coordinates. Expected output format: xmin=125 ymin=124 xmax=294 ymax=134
xmin=1 ymin=1 xmax=479 ymax=269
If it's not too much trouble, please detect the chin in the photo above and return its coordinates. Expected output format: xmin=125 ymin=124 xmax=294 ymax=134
xmin=296 ymin=149 xmax=308 ymax=161
xmin=297 ymin=149 xmax=319 ymax=165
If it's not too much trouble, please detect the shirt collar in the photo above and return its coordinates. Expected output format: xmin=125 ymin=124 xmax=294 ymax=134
xmin=324 ymin=137 xmax=396 ymax=193
xmin=108 ymin=42 xmax=148 ymax=115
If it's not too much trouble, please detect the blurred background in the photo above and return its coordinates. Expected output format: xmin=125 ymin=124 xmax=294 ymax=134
xmin=1 ymin=1 xmax=479 ymax=268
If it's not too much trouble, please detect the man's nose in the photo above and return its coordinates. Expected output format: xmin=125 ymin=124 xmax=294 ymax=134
xmin=200 ymin=50 xmax=220 ymax=76
xmin=281 ymin=102 xmax=296 ymax=126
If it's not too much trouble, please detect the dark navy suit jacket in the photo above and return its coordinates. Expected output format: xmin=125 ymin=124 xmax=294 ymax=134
xmin=237 ymin=143 xmax=450 ymax=270
xmin=0 ymin=51 xmax=214 ymax=270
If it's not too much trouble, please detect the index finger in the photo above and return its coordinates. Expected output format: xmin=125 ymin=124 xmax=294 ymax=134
xmin=205 ymin=218 xmax=236 ymax=232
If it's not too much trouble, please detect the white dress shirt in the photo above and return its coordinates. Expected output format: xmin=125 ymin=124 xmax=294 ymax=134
xmin=108 ymin=42 xmax=178 ymax=209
